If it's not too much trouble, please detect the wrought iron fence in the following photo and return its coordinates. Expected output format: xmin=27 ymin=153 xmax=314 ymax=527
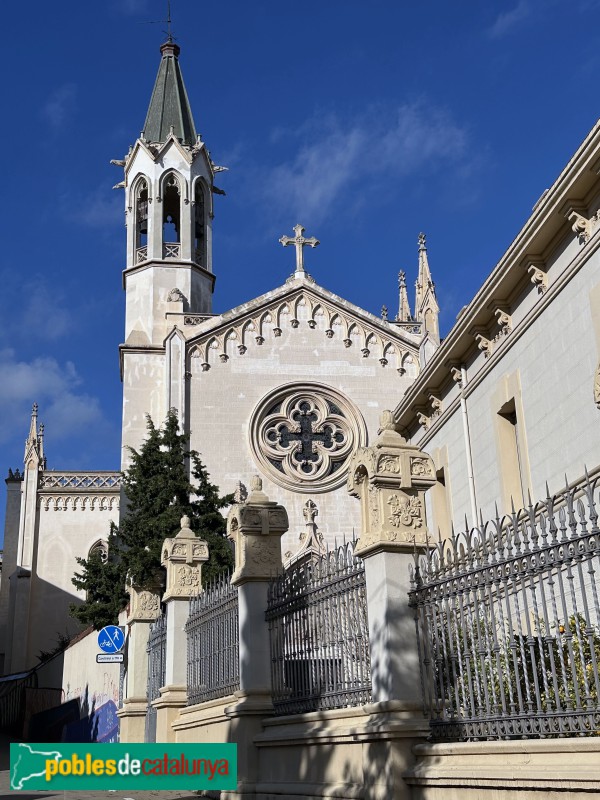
xmin=409 ymin=473 xmax=600 ymax=741
xmin=266 ymin=542 xmax=371 ymax=716
xmin=186 ymin=574 xmax=239 ymax=706
xmin=145 ymin=611 xmax=166 ymax=743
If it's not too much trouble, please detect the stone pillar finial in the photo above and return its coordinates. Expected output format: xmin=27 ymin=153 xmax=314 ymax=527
xmin=247 ymin=474 xmax=270 ymax=505
xmin=347 ymin=409 xmax=436 ymax=558
xmin=227 ymin=476 xmax=288 ymax=585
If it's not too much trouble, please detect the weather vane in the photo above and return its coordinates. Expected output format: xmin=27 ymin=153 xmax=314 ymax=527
xmin=142 ymin=0 xmax=175 ymax=42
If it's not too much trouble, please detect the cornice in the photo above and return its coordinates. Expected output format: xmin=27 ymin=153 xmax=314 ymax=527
xmin=187 ymin=277 xmax=420 ymax=348
xmin=121 ymin=259 xmax=216 ymax=290
xmin=119 ymin=342 xmax=165 ymax=381
xmin=393 ymin=120 xmax=600 ymax=427
xmin=398 ymin=223 xmax=600 ymax=436
xmin=184 ymin=277 xmax=420 ymax=372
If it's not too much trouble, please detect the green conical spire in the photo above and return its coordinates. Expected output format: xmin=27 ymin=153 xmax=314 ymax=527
xmin=142 ymin=40 xmax=197 ymax=146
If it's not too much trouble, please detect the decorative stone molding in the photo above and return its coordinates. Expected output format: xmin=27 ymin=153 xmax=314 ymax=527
xmin=416 ymin=410 xmax=430 ymax=430
xmin=284 ymin=499 xmax=326 ymax=564
xmin=167 ymin=288 xmax=186 ymax=303
xmin=184 ymin=315 xmax=210 ymax=325
xmin=494 ymin=306 xmax=512 ymax=331
xmin=347 ymin=410 xmax=436 ymax=556
xmin=161 ymin=515 xmax=209 ymax=602
xmin=125 ymin=582 xmax=162 ymax=624
xmin=40 ymin=472 xmax=122 ymax=489
xmin=526 ymin=261 xmax=548 ymax=294
xmin=448 ymin=363 xmax=463 ymax=388
xmin=226 ymin=476 xmax=289 ymax=584
xmin=233 ymin=481 xmax=248 ymax=503
xmin=566 ymin=207 xmax=600 ymax=244
xmin=249 ymin=382 xmax=367 ymax=494
xmin=473 ymin=331 xmax=492 ymax=359
xmin=40 ymin=495 xmax=119 ymax=512
xmin=187 ymin=287 xmax=419 ymax=373
xmin=429 ymin=394 xmax=442 ymax=417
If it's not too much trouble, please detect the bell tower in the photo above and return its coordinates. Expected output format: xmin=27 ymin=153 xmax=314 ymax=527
xmin=117 ymin=39 xmax=218 ymax=347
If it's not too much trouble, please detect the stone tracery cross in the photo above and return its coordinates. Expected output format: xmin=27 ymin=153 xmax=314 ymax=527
xmin=279 ymin=224 xmax=319 ymax=274
xmin=279 ymin=402 xmax=341 ymax=471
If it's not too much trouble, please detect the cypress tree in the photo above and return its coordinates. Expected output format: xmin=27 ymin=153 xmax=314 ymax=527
xmin=70 ymin=410 xmax=233 ymax=628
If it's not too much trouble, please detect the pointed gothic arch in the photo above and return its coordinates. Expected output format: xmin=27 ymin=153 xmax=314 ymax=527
xmin=88 ymin=539 xmax=108 ymax=563
xmin=193 ymin=178 xmax=209 ymax=267
xmin=159 ymin=170 xmax=183 ymax=247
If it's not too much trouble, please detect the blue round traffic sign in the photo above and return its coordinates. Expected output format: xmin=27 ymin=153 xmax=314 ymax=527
xmin=97 ymin=625 xmax=124 ymax=654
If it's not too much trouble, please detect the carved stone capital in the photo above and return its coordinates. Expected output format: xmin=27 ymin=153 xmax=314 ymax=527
xmin=125 ymin=582 xmax=162 ymax=623
xmin=347 ymin=411 xmax=436 ymax=557
xmin=226 ymin=476 xmax=288 ymax=584
xmin=161 ymin=516 xmax=209 ymax=602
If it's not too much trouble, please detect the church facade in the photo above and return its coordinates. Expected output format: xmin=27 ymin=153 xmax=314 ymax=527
xmin=0 ymin=40 xmax=439 ymax=675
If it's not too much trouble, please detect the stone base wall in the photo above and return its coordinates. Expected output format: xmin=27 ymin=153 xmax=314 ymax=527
xmin=405 ymin=738 xmax=600 ymax=800
xmin=172 ymin=699 xmax=428 ymax=800
xmin=172 ymin=694 xmax=237 ymax=744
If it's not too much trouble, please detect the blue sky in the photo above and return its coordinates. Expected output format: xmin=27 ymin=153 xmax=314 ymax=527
xmin=2 ymin=0 xmax=600 ymax=532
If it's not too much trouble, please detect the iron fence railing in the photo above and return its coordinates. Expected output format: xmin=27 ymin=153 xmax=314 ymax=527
xmin=266 ymin=542 xmax=371 ymax=716
xmin=409 ymin=473 xmax=600 ymax=741
xmin=186 ymin=574 xmax=239 ymax=705
xmin=145 ymin=611 xmax=166 ymax=743
xmin=0 ymin=670 xmax=37 ymax=737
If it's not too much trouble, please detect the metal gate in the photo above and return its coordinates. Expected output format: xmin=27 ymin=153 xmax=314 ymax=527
xmin=145 ymin=611 xmax=166 ymax=743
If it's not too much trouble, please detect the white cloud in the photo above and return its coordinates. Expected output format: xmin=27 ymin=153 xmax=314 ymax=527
xmin=0 ymin=349 xmax=107 ymax=446
xmin=256 ymin=103 xmax=469 ymax=225
xmin=22 ymin=285 xmax=73 ymax=341
xmin=62 ymin=185 xmax=122 ymax=229
xmin=42 ymin=83 xmax=77 ymax=131
xmin=488 ymin=1 xmax=530 ymax=38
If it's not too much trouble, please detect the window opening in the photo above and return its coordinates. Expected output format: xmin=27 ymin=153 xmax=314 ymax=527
xmin=163 ymin=175 xmax=181 ymax=243
xmin=136 ymin=180 xmax=148 ymax=248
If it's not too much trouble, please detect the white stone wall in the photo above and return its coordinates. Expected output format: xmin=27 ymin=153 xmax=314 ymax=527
xmin=62 ymin=627 xmax=120 ymax=713
xmin=25 ymin=495 xmax=118 ymax=669
xmin=188 ymin=317 xmax=413 ymax=553
xmin=418 ymin=237 xmax=600 ymax=532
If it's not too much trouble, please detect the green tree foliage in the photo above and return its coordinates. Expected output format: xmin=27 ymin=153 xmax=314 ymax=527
xmin=70 ymin=410 xmax=233 ymax=628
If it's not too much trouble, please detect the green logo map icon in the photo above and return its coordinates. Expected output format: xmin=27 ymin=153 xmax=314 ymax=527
xmin=10 ymin=742 xmax=237 ymax=791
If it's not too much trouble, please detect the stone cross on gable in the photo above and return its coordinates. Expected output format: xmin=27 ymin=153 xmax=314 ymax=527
xmin=279 ymin=224 xmax=319 ymax=274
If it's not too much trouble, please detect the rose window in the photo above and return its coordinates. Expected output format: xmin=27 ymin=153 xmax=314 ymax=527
xmin=250 ymin=384 xmax=366 ymax=493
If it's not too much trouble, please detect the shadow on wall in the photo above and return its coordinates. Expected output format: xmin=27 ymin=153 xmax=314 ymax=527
xmin=27 ymin=685 xmax=119 ymax=743
xmin=223 ymin=589 xmax=398 ymax=799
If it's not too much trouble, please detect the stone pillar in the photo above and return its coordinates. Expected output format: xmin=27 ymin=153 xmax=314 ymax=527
xmin=347 ymin=410 xmax=437 ymax=703
xmin=116 ymin=583 xmax=161 ymax=743
xmin=346 ymin=411 xmax=437 ymax=799
xmin=153 ymin=515 xmax=209 ymax=742
xmin=225 ymin=476 xmax=288 ymax=799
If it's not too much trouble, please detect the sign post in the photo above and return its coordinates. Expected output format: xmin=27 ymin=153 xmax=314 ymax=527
xmin=96 ymin=625 xmax=125 ymax=663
